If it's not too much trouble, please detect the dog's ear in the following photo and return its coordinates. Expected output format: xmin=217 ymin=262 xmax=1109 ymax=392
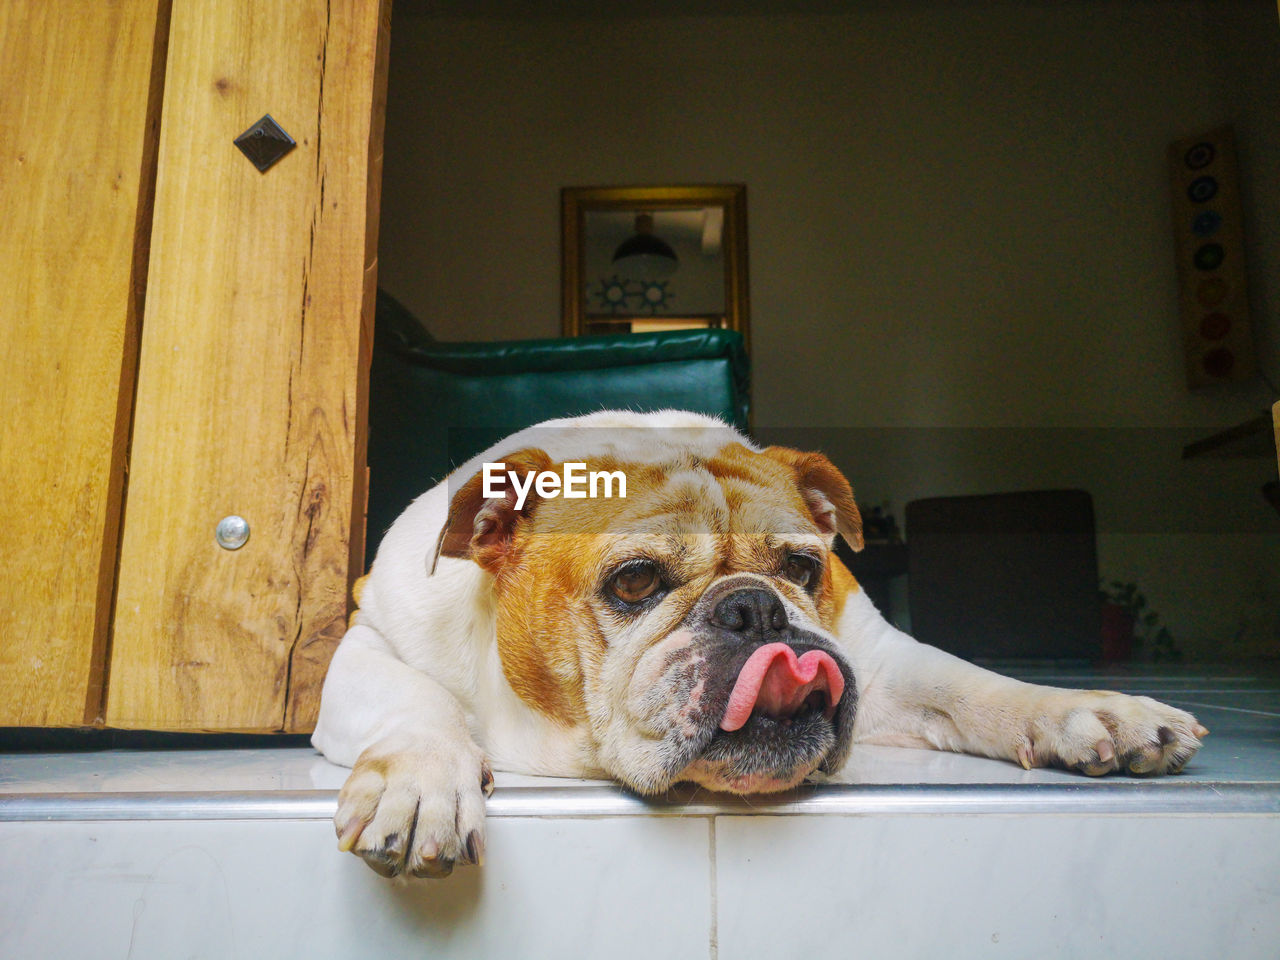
xmin=762 ymin=447 xmax=864 ymax=552
xmin=429 ymin=448 xmax=554 ymax=576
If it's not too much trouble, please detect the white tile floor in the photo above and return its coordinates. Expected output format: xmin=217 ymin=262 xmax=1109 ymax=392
xmin=2 ymin=666 xmax=1279 ymax=959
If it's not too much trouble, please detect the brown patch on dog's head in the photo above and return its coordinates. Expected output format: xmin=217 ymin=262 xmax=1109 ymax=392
xmin=493 ymin=538 xmax=598 ymax=725
xmin=432 ymin=448 xmax=553 ymax=575
xmin=759 ymin=446 xmax=863 ymax=551
xmin=698 ymin=443 xmax=861 ymax=633
xmin=828 ymin=553 xmax=860 ymax=624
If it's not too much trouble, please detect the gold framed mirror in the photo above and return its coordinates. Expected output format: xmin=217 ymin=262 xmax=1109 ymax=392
xmin=561 ymin=184 xmax=749 ymax=350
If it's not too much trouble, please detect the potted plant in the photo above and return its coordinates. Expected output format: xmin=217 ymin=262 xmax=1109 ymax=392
xmin=1099 ymin=580 xmax=1181 ymax=662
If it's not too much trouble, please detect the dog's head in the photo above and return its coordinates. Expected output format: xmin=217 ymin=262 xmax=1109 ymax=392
xmin=433 ymin=438 xmax=863 ymax=795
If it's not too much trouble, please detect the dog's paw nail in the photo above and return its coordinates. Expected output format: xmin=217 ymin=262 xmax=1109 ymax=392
xmin=1016 ymin=741 xmax=1034 ymax=770
xmin=336 ymin=819 xmax=365 ymax=853
xmin=480 ymin=762 xmax=495 ymax=798
xmin=1194 ymin=724 xmax=1210 ymax=738
xmin=363 ymin=850 xmax=402 ymax=878
xmin=1095 ymin=738 xmax=1115 ymax=764
xmin=465 ymin=829 xmax=484 ymax=866
xmin=412 ymin=857 xmax=455 ymax=880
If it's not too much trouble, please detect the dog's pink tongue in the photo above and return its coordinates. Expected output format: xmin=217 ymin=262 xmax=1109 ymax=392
xmin=720 ymin=642 xmax=844 ymax=732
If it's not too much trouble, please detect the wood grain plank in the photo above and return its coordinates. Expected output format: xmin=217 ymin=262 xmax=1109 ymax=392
xmin=284 ymin=0 xmax=390 ymax=733
xmin=107 ymin=0 xmax=386 ymax=731
xmin=0 ymin=0 xmax=169 ymax=726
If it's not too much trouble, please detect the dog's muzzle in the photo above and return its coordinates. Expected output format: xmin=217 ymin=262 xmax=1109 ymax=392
xmin=647 ymin=579 xmax=857 ymax=794
xmin=707 ymin=588 xmax=846 ymax=731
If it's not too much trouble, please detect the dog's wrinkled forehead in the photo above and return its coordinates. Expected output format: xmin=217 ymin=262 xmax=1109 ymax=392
xmin=435 ymin=421 xmax=862 ymax=578
xmin=531 ymin=444 xmax=828 ymax=545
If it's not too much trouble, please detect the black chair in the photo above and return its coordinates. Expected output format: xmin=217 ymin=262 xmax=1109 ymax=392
xmin=905 ymin=490 xmax=1100 ymax=660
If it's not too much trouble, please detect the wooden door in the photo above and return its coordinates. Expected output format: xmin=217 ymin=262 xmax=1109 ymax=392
xmin=0 ymin=1 xmax=171 ymax=726
xmin=106 ymin=0 xmax=389 ymax=732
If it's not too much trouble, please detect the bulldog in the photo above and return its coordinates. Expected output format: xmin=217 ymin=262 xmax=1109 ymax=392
xmin=312 ymin=410 xmax=1207 ymax=879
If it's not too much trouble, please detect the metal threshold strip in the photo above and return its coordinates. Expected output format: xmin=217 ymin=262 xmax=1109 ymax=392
xmin=2 ymin=781 xmax=1278 ymax=822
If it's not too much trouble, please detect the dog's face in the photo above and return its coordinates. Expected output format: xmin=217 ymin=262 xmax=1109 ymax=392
xmin=434 ymin=441 xmax=863 ymax=795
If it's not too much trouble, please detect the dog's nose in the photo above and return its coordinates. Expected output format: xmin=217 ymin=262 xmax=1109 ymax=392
xmin=712 ymin=588 xmax=789 ymax=635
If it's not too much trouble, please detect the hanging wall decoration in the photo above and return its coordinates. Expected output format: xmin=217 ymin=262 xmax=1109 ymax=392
xmin=1167 ymin=125 xmax=1258 ymax=388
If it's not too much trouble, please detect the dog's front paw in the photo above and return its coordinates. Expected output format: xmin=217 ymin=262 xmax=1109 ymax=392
xmin=1017 ymin=691 xmax=1208 ymax=776
xmin=333 ymin=739 xmax=494 ymax=879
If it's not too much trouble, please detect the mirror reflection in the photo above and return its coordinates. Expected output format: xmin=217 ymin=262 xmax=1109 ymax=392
xmin=561 ymin=185 xmax=749 ymax=343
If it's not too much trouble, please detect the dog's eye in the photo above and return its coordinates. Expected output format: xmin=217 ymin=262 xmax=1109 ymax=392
xmin=610 ymin=561 xmax=661 ymax=604
xmin=783 ymin=553 xmax=819 ymax=589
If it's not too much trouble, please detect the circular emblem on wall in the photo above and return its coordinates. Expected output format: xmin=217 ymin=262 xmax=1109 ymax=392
xmin=1193 ymin=243 xmax=1224 ymax=271
xmin=1187 ymin=176 xmax=1219 ymax=203
xmin=591 ymin=275 xmax=632 ymax=314
xmin=638 ymin=280 xmax=674 ymax=314
xmin=1184 ymin=142 xmax=1216 ymax=170
xmin=1191 ymin=210 xmax=1222 ymax=237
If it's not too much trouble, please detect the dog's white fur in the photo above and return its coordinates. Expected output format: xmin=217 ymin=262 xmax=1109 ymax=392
xmin=313 ymin=410 xmax=1206 ymax=879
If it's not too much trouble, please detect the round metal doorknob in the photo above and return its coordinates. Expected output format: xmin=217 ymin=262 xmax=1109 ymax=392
xmin=215 ymin=515 xmax=250 ymax=550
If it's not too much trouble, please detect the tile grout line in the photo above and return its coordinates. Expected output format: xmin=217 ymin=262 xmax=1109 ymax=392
xmin=708 ymin=815 xmax=718 ymax=960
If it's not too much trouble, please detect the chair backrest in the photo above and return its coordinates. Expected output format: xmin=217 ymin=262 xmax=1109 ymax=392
xmin=364 ymin=296 xmax=750 ymax=564
xmin=905 ymin=489 xmax=1100 ymax=660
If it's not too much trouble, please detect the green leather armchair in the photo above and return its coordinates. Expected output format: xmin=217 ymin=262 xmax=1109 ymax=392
xmin=365 ymin=290 xmax=750 ymax=563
